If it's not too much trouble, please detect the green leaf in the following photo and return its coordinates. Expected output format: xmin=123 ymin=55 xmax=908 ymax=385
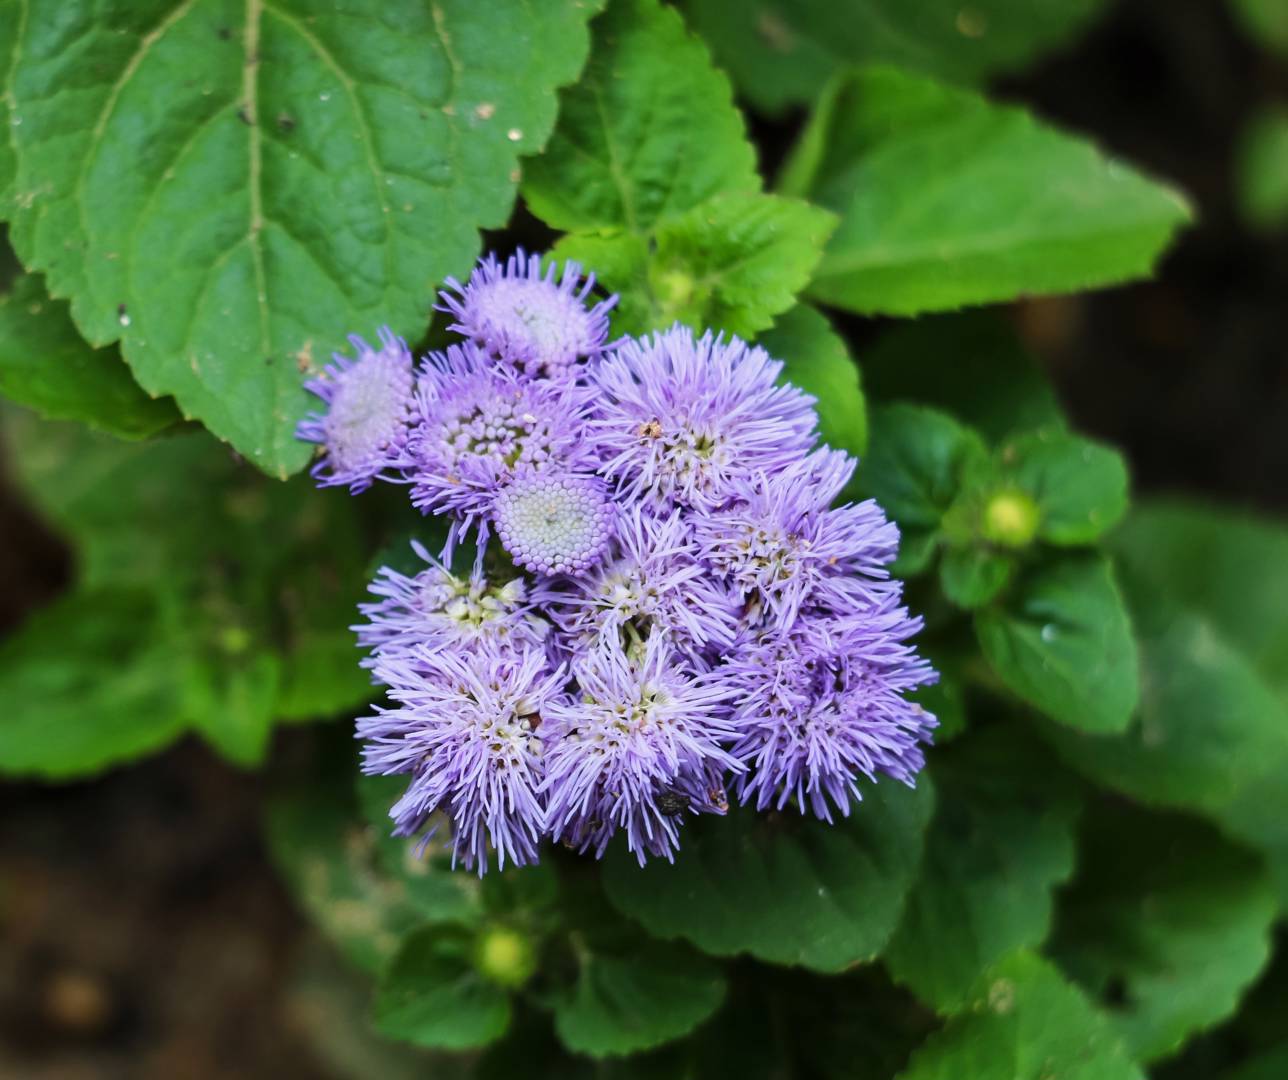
xmin=939 ymin=546 xmax=1013 ymax=609
xmin=648 ymin=193 xmax=834 ymax=337
xmin=994 ymin=429 xmax=1129 ymax=545
xmin=0 ymin=0 xmax=18 ymax=202
xmin=555 ymin=192 xmax=834 ymax=338
xmin=862 ymin=312 xmax=1065 ymax=443
xmin=264 ymin=783 xmax=433 ymax=975
xmin=1040 ymin=568 xmax=1288 ymax=908
xmin=895 ymin=951 xmax=1144 ymax=1080
xmin=551 ymin=231 xmax=653 ymax=333
xmin=1113 ymin=499 xmax=1288 ymax=700
xmin=884 ymin=729 xmax=1080 ymax=1012
xmin=1051 ymin=805 xmax=1276 ymax=1063
xmin=374 ymin=925 xmax=512 ymax=1050
xmin=553 ymin=940 xmax=726 ymax=1057
xmin=1236 ymin=108 xmax=1288 ymax=231
xmin=4 ymin=412 xmax=376 ymax=767
xmin=758 ymin=304 xmax=867 ymax=459
xmin=0 ymin=587 xmax=185 ymax=778
xmin=789 ymin=67 xmax=1192 ymax=316
xmin=681 ymin=0 xmax=1109 ymax=114
xmin=601 ymin=779 xmax=934 ymax=972
xmin=274 ymin=624 xmax=374 ymax=724
xmin=857 ymin=404 xmax=989 ymax=534
xmin=0 ymin=274 xmax=178 ymax=438
xmin=1232 ymin=0 xmax=1288 ymax=57
xmin=528 ymin=2 xmax=831 ymax=340
xmin=975 ymin=554 xmax=1139 ymax=733
xmin=523 ymin=0 xmax=757 ymax=234
xmin=6 ymin=0 xmax=601 ymax=476
xmin=182 ymin=643 xmax=281 ymax=766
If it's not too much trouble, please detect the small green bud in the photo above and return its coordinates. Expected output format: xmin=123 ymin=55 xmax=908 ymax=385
xmin=982 ymin=489 xmax=1040 ymax=548
xmin=218 ymin=625 xmax=252 ymax=655
xmin=474 ymin=925 xmax=537 ymax=989
xmin=655 ymin=268 xmax=695 ymax=310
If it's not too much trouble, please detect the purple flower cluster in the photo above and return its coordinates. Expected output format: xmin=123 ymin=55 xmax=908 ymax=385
xmin=299 ymin=250 xmax=937 ymax=873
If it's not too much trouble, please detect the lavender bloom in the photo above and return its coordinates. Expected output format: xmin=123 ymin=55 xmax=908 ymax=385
xmin=536 ymin=508 xmax=740 ymax=657
xmin=696 ymin=448 xmax=902 ymax=630
xmin=408 ymin=342 xmax=594 ymax=528
xmin=439 ymin=250 xmax=617 ymax=375
xmin=542 ymin=632 xmax=741 ymax=864
xmin=297 ymin=328 xmax=415 ymax=492
xmin=355 ymin=539 xmax=548 ymax=662
xmin=359 ymin=641 xmax=566 ymax=873
xmin=587 ymin=326 xmax=818 ymax=511
xmin=492 ymin=468 xmax=615 ymax=576
xmin=723 ymin=602 xmax=937 ymax=823
xmin=300 ymin=249 xmax=939 ymax=874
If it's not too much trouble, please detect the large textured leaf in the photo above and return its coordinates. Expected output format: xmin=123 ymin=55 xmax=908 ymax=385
xmin=682 ymin=0 xmax=1108 ymax=114
xmin=552 ymin=940 xmax=726 ymax=1057
xmin=0 ymin=587 xmax=185 ymax=778
xmin=523 ymin=0 xmax=756 ymax=234
xmin=1051 ymin=805 xmax=1276 ymax=1063
xmin=896 ymin=951 xmax=1144 ymax=1080
xmin=5 ymin=0 xmax=600 ymax=476
xmin=975 ymin=554 xmax=1139 ymax=734
xmin=884 ymin=729 xmax=1080 ymax=1011
xmin=758 ymin=304 xmax=867 ymax=460
xmin=601 ymin=779 xmax=934 ymax=972
xmin=786 ymin=68 xmax=1192 ymax=316
xmin=0 ymin=273 xmax=177 ymax=438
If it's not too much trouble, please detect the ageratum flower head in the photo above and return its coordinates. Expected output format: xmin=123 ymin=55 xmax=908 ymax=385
xmin=722 ymin=603 xmax=937 ymax=822
xmin=535 ymin=507 xmax=740 ymax=659
xmin=297 ymin=328 xmax=415 ymax=491
xmin=588 ymin=326 xmax=817 ymax=511
xmin=355 ymin=539 xmax=546 ymax=662
xmin=300 ymin=250 xmax=937 ymax=874
xmin=492 ymin=467 xmax=616 ymax=577
xmin=439 ymin=249 xmax=617 ymax=375
xmin=360 ymin=640 xmax=564 ymax=872
xmin=695 ymin=448 xmax=901 ymax=630
xmin=408 ymin=341 xmax=595 ymax=537
xmin=542 ymin=631 xmax=740 ymax=864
